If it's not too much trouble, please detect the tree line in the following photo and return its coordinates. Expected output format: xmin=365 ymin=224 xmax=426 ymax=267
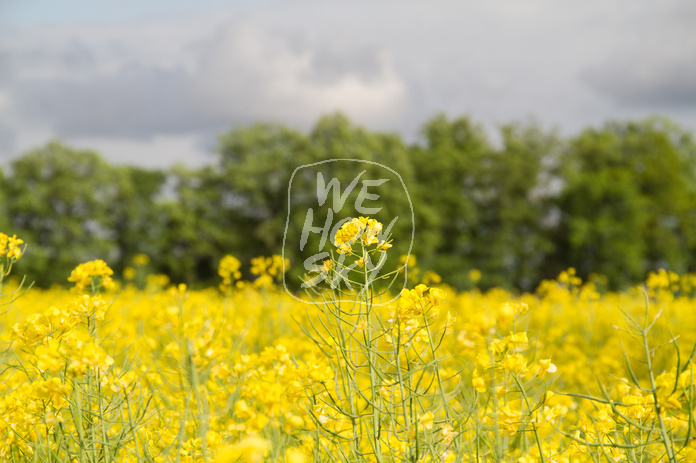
xmin=1 ymin=113 xmax=695 ymax=291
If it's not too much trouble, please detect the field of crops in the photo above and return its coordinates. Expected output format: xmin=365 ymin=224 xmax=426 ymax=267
xmin=2 ymin=224 xmax=696 ymax=463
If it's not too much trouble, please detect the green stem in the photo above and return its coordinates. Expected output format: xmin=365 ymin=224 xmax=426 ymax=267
xmin=642 ymin=328 xmax=676 ymax=463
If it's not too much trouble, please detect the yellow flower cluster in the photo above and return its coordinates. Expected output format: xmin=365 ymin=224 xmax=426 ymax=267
xmin=2 ymin=229 xmax=696 ymax=462
xmin=247 ymin=254 xmax=289 ymax=288
xmin=216 ymin=435 xmax=271 ymax=463
xmin=0 ymin=232 xmax=24 ymax=261
xmin=132 ymin=253 xmax=150 ymax=266
xmin=0 ymin=377 xmax=69 ymax=455
xmin=218 ymin=254 xmax=242 ymax=293
xmin=385 ymin=284 xmax=450 ymax=347
xmin=67 ymin=259 xmax=115 ymax=293
xmin=396 ymin=284 xmax=447 ymax=317
xmin=333 ymin=216 xmax=391 ymax=254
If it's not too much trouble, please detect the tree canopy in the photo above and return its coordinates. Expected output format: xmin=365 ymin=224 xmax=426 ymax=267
xmin=2 ymin=114 xmax=695 ymax=290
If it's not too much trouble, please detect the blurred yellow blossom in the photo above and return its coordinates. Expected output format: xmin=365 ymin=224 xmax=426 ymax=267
xmin=67 ymin=259 xmax=115 ymax=293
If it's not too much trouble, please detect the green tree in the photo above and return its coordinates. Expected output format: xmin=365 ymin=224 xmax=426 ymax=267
xmin=109 ymin=165 xmax=167 ymax=277
xmin=155 ymin=165 xmax=245 ymax=285
xmin=557 ymin=118 xmax=696 ymax=288
xmin=4 ymin=142 xmax=118 ymax=285
xmin=3 ymin=116 xmax=695 ymax=291
xmin=409 ymin=114 xmax=490 ymax=288
xmin=308 ymin=113 xmax=417 ymax=250
xmin=215 ymin=114 xmax=419 ymax=289
xmin=217 ymin=122 xmax=315 ymax=255
xmin=471 ymin=122 xmax=560 ymax=290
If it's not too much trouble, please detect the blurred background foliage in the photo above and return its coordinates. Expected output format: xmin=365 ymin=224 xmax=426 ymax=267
xmin=2 ymin=112 xmax=695 ymax=291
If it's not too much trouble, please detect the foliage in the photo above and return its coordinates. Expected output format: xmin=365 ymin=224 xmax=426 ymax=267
xmin=1 ymin=115 xmax=695 ymax=289
xmin=555 ymin=118 xmax=696 ymax=288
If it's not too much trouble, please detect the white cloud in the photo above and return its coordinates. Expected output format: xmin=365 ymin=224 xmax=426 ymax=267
xmin=0 ymin=91 xmax=9 ymax=111
xmin=68 ymin=134 xmax=212 ymax=168
xmin=193 ymin=24 xmax=406 ymax=128
xmin=0 ymin=1 xmax=695 ymax=166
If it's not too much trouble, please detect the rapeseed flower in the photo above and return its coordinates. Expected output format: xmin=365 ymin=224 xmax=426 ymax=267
xmin=67 ymin=259 xmax=115 ymax=292
xmin=2 ymin=228 xmax=695 ymax=463
xmin=0 ymin=233 xmax=24 ymax=264
xmin=334 ymin=216 xmax=384 ymax=253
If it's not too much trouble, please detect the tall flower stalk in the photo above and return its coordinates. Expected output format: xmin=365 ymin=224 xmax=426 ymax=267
xmin=301 ymin=216 xmax=457 ymax=462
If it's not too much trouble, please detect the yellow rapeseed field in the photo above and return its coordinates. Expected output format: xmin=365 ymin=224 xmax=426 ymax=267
xmin=1 ymin=222 xmax=696 ymax=463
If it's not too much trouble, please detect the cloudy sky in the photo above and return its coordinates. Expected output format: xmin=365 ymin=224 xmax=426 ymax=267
xmin=1 ymin=1 xmax=695 ymax=167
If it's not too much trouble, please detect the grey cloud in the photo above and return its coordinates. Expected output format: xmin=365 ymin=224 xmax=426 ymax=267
xmin=14 ymin=66 xmax=205 ymax=139
xmin=288 ymin=33 xmax=385 ymax=86
xmin=0 ymin=39 xmax=95 ymax=83
xmin=308 ymin=47 xmax=384 ymax=85
xmin=583 ymin=55 xmax=696 ymax=108
xmin=2 ymin=20 xmax=407 ymax=142
xmin=0 ymin=122 xmax=16 ymax=159
xmin=57 ymin=40 xmax=96 ymax=70
xmin=581 ymin=2 xmax=696 ymax=109
xmin=3 ymin=1 xmax=696 ymax=167
xmin=269 ymin=30 xmax=385 ymax=85
xmin=191 ymin=23 xmax=406 ymax=128
xmin=0 ymin=31 xmax=211 ymax=140
xmin=0 ymin=53 xmax=20 ymax=87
